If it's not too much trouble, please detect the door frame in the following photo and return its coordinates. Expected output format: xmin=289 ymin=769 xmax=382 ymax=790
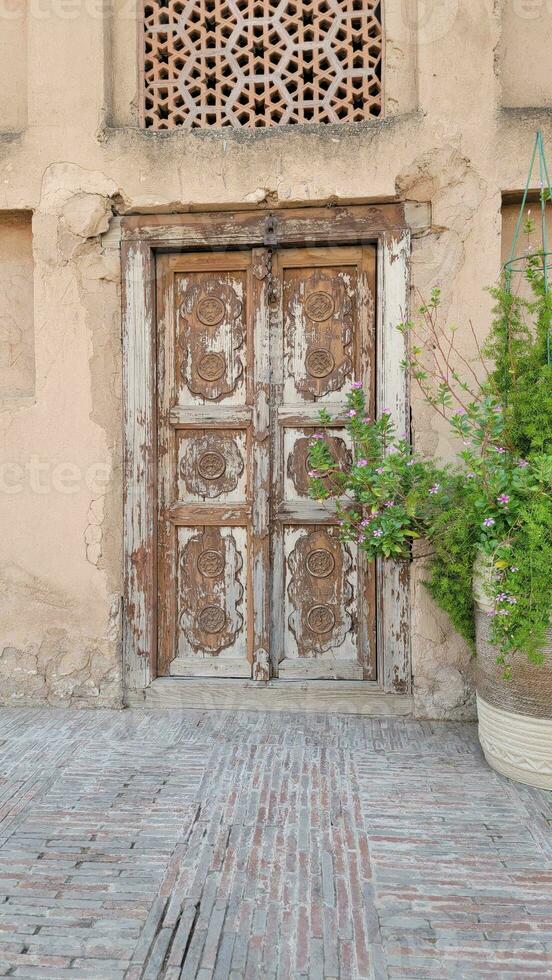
xmin=122 ymin=204 xmax=413 ymax=702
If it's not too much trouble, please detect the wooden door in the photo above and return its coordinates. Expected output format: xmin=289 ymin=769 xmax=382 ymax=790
xmin=156 ymin=245 xmax=376 ymax=681
xmin=271 ymin=247 xmax=377 ymax=680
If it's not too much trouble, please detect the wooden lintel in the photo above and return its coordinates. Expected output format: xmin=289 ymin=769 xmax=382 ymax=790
xmin=121 ymin=204 xmax=409 ymax=248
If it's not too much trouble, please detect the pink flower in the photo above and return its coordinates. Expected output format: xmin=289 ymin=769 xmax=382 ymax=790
xmin=487 ymin=610 xmax=498 ymax=618
xmin=373 ymin=529 xmax=383 ymax=538
xmin=384 ymin=500 xmax=395 ymax=508
xmin=518 ymin=459 xmax=529 ymax=469
xmin=376 ymin=467 xmax=385 ymax=475
xmin=497 ymin=494 xmax=510 ymax=505
xmin=347 ymin=409 xmax=357 ymax=418
xmin=495 ymin=447 xmax=506 ymax=454
xmin=357 ymin=459 xmax=369 ymax=468
xmin=407 ymin=460 xmax=416 ymax=467
xmin=429 ymin=484 xmax=441 ymax=495
xmin=360 ymin=519 xmax=371 ymax=528
xmin=381 ymin=408 xmax=392 ymax=416
xmin=510 ymin=566 xmax=519 ymax=573
xmin=483 ymin=518 xmax=495 ymax=527
xmin=311 ymin=433 xmax=324 ymax=440
xmin=308 ymin=470 xmax=318 ymax=478
xmin=363 ymin=416 xmax=372 ymax=424
xmin=351 ymin=381 xmax=363 ymax=390
xmin=454 ymin=408 xmax=467 ymax=416
xmin=467 ymin=472 xmax=477 ymax=479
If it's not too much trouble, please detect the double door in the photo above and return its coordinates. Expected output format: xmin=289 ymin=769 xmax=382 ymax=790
xmin=156 ymin=245 xmax=377 ymax=681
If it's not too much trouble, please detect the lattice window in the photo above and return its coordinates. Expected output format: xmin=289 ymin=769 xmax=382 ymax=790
xmin=141 ymin=1 xmax=383 ymax=130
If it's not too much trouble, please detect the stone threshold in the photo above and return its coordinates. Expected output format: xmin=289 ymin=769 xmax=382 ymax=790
xmin=126 ymin=677 xmax=413 ymax=715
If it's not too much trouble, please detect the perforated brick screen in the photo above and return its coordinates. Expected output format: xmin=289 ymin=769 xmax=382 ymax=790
xmin=141 ymin=1 xmax=383 ymax=130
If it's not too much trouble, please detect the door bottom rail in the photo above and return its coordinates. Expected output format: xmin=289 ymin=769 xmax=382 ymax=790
xmin=126 ymin=677 xmax=413 ymax=715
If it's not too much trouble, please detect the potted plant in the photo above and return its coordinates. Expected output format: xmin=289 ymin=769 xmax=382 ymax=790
xmin=309 ymin=267 xmax=552 ymax=790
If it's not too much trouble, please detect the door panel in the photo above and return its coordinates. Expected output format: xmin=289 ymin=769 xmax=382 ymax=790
xmin=284 ymin=427 xmax=352 ymax=500
xmin=173 ymin=525 xmax=250 ymax=677
xmin=156 ymin=245 xmax=376 ymax=682
xmin=177 ymin=429 xmax=248 ymax=502
xmin=283 ymin=261 xmax=357 ymax=402
xmin=177 ymin=266 xmax=249 ymax=405
xmin=282 ymin=526 xmax=360 ymax=679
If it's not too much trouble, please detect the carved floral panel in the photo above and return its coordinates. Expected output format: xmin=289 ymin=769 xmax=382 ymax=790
xmin=286 ymin=527 xmax=356 ymax=659
xmin=283 ymin=266 xmax=356 ymax=402
xmin=177 ymin=526 xmax=247 ymax=658
xmin=178 ymin=430 xmax=247 ymax=502
xmin=177 ymin=272 xmax=247 ymax=404
xmin=284 ymin=428 xmax=352 ymax=500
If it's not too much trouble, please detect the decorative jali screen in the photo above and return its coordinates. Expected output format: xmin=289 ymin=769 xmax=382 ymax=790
xmin=141 ymin=0 xmax=383 ymax=129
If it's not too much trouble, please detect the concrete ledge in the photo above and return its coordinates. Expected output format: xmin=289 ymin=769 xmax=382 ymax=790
xmin=127 ymin=678 xmax=414 ymax=716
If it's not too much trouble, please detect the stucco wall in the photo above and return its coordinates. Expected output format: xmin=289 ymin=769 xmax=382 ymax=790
xmin=0 ymin=4 xmax=27 ymax=132
xmin=0 ymin=0 xmax=550 ymax=714
xmin=0 ymin=212 xmax=34 ymax=398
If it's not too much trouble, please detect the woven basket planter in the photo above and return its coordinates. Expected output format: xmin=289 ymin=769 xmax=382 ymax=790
xmin=474 ymin=557 xmax=552 ymax=790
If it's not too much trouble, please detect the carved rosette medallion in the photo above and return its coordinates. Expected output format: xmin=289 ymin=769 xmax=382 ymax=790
xmin=304 ymin=291 xmax=335 ymax=322
xmin=196 ymin=296 xmax=226 ymax=326
xmin=197 ymin=550 xmax=225 ymax=578
xmin=180 ymin=433 xmax=244 ymax=499
xmin=197 ymin=351 xmax=226 ymax=382
xmin=178 ymin=276 xmax=245 ymax=401
xmin=305 ymin=348 xmax=335 ymax=379
xmin=198 ymin=605 xmax=227 ymax=634
xmin=287 ymin=528 xmax=354 ymax=656
xmin=198 ymin=451 xmax=227 ymax=481
xmin=285 ymin=270 xmax=355 ymax=399
xmin=306 ymin=549 xmax=335 ymax=579
xmin=307 ymin=604 xmax=336 ymax=634
xmin=179 ymin=528 xmax=244 ymax=655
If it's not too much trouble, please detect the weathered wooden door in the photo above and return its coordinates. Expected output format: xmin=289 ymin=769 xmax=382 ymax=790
xmin=156 ymin=245 xmax=377 ymax=681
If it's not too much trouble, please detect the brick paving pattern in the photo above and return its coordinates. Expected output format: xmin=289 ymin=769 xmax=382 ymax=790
xmin=0 ymin=709 xmax=550 ymax=978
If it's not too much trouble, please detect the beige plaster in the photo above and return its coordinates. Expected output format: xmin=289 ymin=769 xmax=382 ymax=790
xmin=500 ymin=0 xmax=552 ymax=108
xmin=0 ymin=4 xmax=27 ymax=132
xmin=0 ymin=0 xmax=550 ymax=715
xmin=0 ymin=212 xmax=34 ymax=398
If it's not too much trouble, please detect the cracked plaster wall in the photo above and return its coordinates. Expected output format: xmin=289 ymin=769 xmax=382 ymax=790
xmin=0 ymin=0 xmax=550 ymax=714
xmin=0 ymin=168 xmax=123 ymax=707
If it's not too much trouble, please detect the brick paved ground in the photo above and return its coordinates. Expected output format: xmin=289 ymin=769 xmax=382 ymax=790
xmin=0 ymin=710 xmax=550 ymax=979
